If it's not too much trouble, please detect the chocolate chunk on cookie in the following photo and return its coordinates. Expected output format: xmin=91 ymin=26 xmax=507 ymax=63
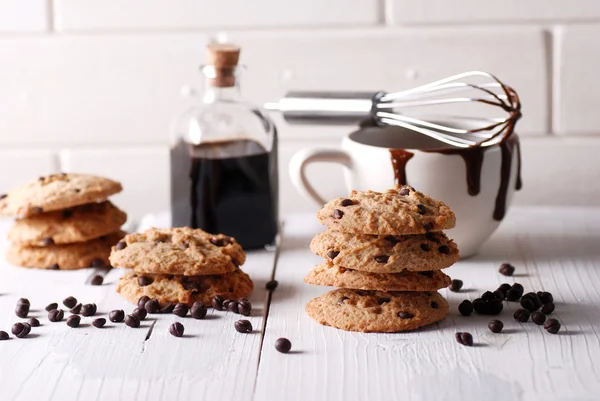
xmin=8 ymin=201 xmax=127 ymax=246
xmin=311 ymin=230 xmax=459 ymax=273
xmin=306 ymin=289 xmax=449 ymax=332
xmin=5 ymin=231 xmax=125 ymax=270
xmin=116 ymin=269 xmax=253 ymax=307
xmin=109 ymin=227 xmax=245 ymax=276
xmin=0 ymin=173 xmax=122 ymax=217
xmin=316 ymin=185 xmax=456 ymax=235
xmin=304 ymin=262 xmax=451 ymax=292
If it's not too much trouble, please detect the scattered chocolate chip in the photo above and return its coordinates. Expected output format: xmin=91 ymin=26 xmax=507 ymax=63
xmin=499 ymin=263 xmax=515 ymax=276
xmin=430 ymin=301 xmax=439 ymax=309
xmin=222 ymin=299 xmax=231 ymax=309
xmin=238 ymin=301 xmax=252 ymax=317
xmin=497 ymin=283 xmax=512 ymax=295
xmin=399 ymin=187 xmax=410 ymax=196
xmin=523 ymin=292 xmax=543 ymax=310
xmin=374 ymin=255 xmax=389 ymax=264
xmin=90 ymin=275 xmax=104 ymax=286
xmin=520 ymin=298 xmax=536 ymax=312
xmin=66 ymin=315 xmax=81 ymax=328
xmin=488 ymin=319 xmax=504 ymax=333
xmin=481 ymin=291 xmax=497 ymax=301
xmin=109 ymin=309 xmax=125 ymax=322
xmin=138 ymin=296 xmax=151 ymax=309
xmin=265 ymin=280 xmax=278 ymax=291
xmin=80 ymin=304 xmax=96 ymax=317
xmin=17 ymin=298 xmax=30 ymax=307
xmin=541 ymin=303 xmax=555 ymax=315
xmin=455 ymin=332 xmax=473 ymax=346
xmin=537 ymin=291 xmax=554 ymax=305
xmin=531 ymin=311 xmax=547 ymax=325
xmin=49 ymin=263 xmax=60 ymax=270
xmin=63 ymin=296 xmax=77 ymax=308
xmin=419 ymin=271 xmax=434 ymax=278
xmin=48 ymin=309 xmax=65 ymax=322
xmin=337 ymin=296 xmax=349 ymax=305
xmin=15 ymin=304 xmax=29 ymax=318
xmin=417 ymin=204 xmax=427 ymax=214
xmin=458 ymin=300 xmax=474 ymax=316
xmin=210 ymin=237 xmax=224 ymax=246
xmin=62 ymin=209 xmax=74 ymax=219
xmin=437 ymin=245 xmax=450 ymax=254
xmin=505 ymin=289 xmax=521 ymax=302
xmin=191 ymin=302 xmax=208 ymax=319
xmin=544 ymin=318 xmax=561 ymax=334
xmin=0 ymin=194 xmax=6 ymax=200
xmin=41 ymin=237 xmax=54 ymax=246
xmin=144 ymin=299 xmax=160 ymax=314
xmin=509 ymin=283 xmax=524 ymax=298
xmin=234 ymin=319 xmax=252 ymax=333
xmin=12 ymin=322 xmax=31 ymax=338
xmin=423 ymin=222 xmax=433 ymax=232
xmin=28 ymin=318 xmax=40 ymax=327
xmin=90 ymin=259 xmax=105 ymax=268
xmin=115 ymin=241 xmax=127 ymax=251
xmin=473 ymin=297 xmax=503 ymax=315
xmin=70 ymin=303 xmax=82 ymax=314
xmin=133 ymin=307 xmax=147 ymax=320
xmin=160 ymin=303 xmax=175 ymax=314
xmin=326 ymin=250 xmax=340 ymax=259
xmin=397 ymin=312 xmax=414 ymax=319
xmin=514 ymin=308 xmax=530 ymax=322
xmin=92 ymin=318 xmax=106 ymax=328
xmin=227 ymin=301 xmax=240 ymax=314
xmin=340 ymin=199 xmax=354 ymax=207
xmin=493 ymin=290 xmax=506 ymax=301
xmin=45 ymin=302 xmax=58 ymax=312
xmin=125 ymin=314 xmax=140 ymax=328
xmin=173 ymin=303 xmax=189 ymax=317
xmin=448 ymin=279 xmax=463 ymax=292
xmin=32 ymin=207 xmax=43 ymax=214
xmin=420 ymin=244 xmax=430 ymax=252
xmin=169 ymin=322 xmax=185 ymax=337
xmin=0 ymin=331 xmax=9 ymax=340
xmin=212 ymin=295 xmax=226 ymax=311
xmin=275 ymin=338 xmax=292 ymax=353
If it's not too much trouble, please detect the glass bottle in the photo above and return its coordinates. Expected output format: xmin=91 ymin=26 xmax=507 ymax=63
xmin=170 ymin=43 xmax=278 ymax=250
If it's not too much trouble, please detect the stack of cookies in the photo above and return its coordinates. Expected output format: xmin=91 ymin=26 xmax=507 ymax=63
xmin=111 ymin=227 xmax=254 ymax=307
xmin=305 ymin=185 xmax=459 ymax=333
xmin=1 ymin=173 xmax=126 ymax=270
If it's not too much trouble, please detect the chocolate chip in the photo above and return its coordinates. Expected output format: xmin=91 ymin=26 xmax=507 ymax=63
xmin=0 ymin=331 xmax=9 ymax=340
xmin=448 ymin=279 xmax=463 ymax=292
xmin=458 ymin=300 xmax=473 ymax=316
xmin=430 ymin=301 xmax=439 ymax=309
xmin=144 ymin=299 xmax=160 ymax=314
xmin=455 ymin=332 xmax=473 ymax=346
xmin=438 ymin=245 xmax=450 ymax=254
xmin=12 ymin=322 xmax=31 ymax=338
xmin=511 ymin=283 xmax=525 ymax=296
xmin=377 ymin=297 xmax=391 ymax=305
xmin=133 ymin=307 xmax=147 ymax=320
xmin=173 ymin=303 xmax=189 ymax=317
xmin=420 ymin=244 xmax=430 ymax=252
xmin=482 ymin=291 xmax=496 ymax=301
xmin=496 ymin=283 xmax=512 ymax=295
xmin=115 ymin=241 xmax=127 ymax=251
xmin=28 ymin=318 xmax=40 ymax=327
xmin=425 ymin=232 xmax=440 ymax=243
xmin=397 ymin=311 xmax=414 ymax=319
xmin=227 ymin=301 xmax=240 ymax=314
xmin=417 ymin=204 xmax=427 ymax=214
xmin=49 ymin=263 xmax=60 ymax=270
xmin=90 ymin=275 xmax=104 ymax=286
xmin=544 ymin=318 xmax=561 ymax=334
xmin=234 ymin=319 xmax=252 ymax=333
xmin=15 ymin=304 xmax=29 ymax=318
xmin=332 ymin=209 xmax=344 ymax=219
xmin=90 ymin=259 xmax=105 ymax=268
xmin=32 ymin=206 xmax=43 ymax=214
xmin=473 ymin=297 xmax=503 ymax=315
xmin=523 ymin=292 xmax=543 ymax=309
xmin=212 ymin=295 xmax=226 ymax=311
xmin=109 ymin=309 xmax=125 ymax=322
xmin=505 ymin=289 xmax=521 ymax=302
xmin=337 ymin=296 xmax=349 ymax=305
xmin=384 ymin=235 xmax=402 ymax=245
xmin=419 ymin=271 xmax=434 ymax=278
xmin=238 ymin=301 xmax=252 ymax=317
xmin=48 ymin=309 xmax=65 ymax=322
xmin=93 ymin=318 xmax=106 ymax=328
xmin=265 ymin=280 xmax=278 ymax=291
xmin=169 ymin=322 xmax=185 ymax=337
xmin=374 ymin=255 xmax=389 ymax=264
xmin=520 ymin=297 xmax=538 ymax=312
xmin=138 ymin=296 xmax=151 ymax=309
xmin=326 ymin=250 xmax=340 ymax=259
xmin=537 ymin=291 xmax=554 ymax=305
xmin=125 ymin=314 xmax=140 ymax=328
xmin=493 ymin=290 xmax=506 ymax=301
xmin=513 ymin=308 xmax=530 ymax=322
xmin=340 ymin=199 xmax=354 ymax=207
xmin=137 ymin=276 xmax=153 ymax=287
xmin=66 ymin=315 xmax=81 ymax=328
xmin=41 ymin=237 xmax=54 ymax=246
xmin=232 ymin=259 xmax=240 ymax=268
xmin=488 ymin=319 xmax=504 ymax=333
xmin=63 ymin=296 xmax=77 ymax=308
xmin=62 ymin=209 xmax=74 ymax=219
xmin=70 ymin=303 xmax=82 ymax=314
xmin=160 ymin=303 xmax=175 ymax=314
xmin=191 ymin=302 xmax=208 ymax=319
xmin=210 ymin=237 xmax=225 ymax=246
xmin=222 ymin=299 xmax=231 ymax=310
xmin=81 ymin=304 xmax=97 ymax=317
xmin=499 ymin=263 xmax=515 ymax=276
xmin=17 ymin=298 xmax=30 ymax=307
xmin=0 ymin=194 xmax=6 ymax=200
xmin=423 ymin=222 xmax=433 ymax=232
xmin=541 ymin=302 xmax=555 ymax=315
xmin=275 ymin=338 xmax=292 ymax=353
xmin=399 ymin=187 xmax=410 ymax=196
xmin=530 ymin=311 xmax=546 ymax=325
xmin=45 ymin=302 xmax=58 ymax=312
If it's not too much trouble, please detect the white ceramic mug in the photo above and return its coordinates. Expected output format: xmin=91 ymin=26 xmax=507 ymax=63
xmin=289 ymin=124 xmax=521 ymax=257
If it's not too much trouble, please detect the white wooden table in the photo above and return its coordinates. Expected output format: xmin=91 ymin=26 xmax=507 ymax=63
xmin=1 ymin=207 xmax=599 ymax=401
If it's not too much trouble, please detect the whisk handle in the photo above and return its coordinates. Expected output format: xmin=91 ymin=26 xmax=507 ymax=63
xmin=264 ymin=91 xmax=381 ymax=125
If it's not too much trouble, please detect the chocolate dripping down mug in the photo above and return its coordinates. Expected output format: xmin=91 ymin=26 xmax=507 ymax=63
xmin=289 ymin=122 xmax=522 ymax=258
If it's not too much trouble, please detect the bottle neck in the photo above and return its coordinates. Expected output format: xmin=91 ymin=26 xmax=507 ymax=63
xmin=203 ymin=80 xmax=242 ymax=103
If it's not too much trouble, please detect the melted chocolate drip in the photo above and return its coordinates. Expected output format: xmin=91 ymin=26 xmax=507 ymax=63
xmin=493 ymin=133 xmax=520 ymax=221
xmin=424 ymin=147 xmax=486 ymax=196
xmin=389 ymin=149 xmax=414 ymax=185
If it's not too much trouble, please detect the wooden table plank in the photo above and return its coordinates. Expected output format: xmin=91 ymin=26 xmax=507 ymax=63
xmin=255 ymin=207 xmax=600 ymax=401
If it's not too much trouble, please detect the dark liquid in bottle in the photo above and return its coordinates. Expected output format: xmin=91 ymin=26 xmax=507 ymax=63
xmin=170 ymin=139 xmax=278 ymax=250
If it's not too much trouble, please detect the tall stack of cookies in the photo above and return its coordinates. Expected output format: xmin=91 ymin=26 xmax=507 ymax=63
xmin=305 ymin=185 xmax=459 ymax=333
xmin=1 ymin=173 xmax=126 ymax=270
xmin=111 ymin=227 xmax=253 ymax=307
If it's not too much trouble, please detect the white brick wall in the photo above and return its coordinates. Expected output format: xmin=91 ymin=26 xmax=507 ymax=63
xmin=0 ymin=1 xmax=598 ymax=219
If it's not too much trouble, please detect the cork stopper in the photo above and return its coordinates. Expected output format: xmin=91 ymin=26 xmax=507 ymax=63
xmin=206 ymin=43 xmax=241 ymax=87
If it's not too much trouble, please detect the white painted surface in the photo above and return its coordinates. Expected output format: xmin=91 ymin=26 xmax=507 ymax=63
xmin=0 ymin=208 xmax=599 ymax=400
xmin=0 ymin=0 xmax=48 ymax=33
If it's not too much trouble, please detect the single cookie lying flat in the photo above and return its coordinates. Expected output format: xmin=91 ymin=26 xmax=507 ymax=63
xmin=310 ymin=230 xmax=459 ymax=273
xmin=304 ymin=262 xmax=451 ymax=292
xmin=5 ymin=231 xmax=126 ymax=270
xmin=306 ymin=289 xmax=448 ymax=332
xmin=109 ymin=227 xmax=246 ymax=276
xmin=116 ymin=269 xmax=253 ymax=307
xmin=316 ymin=185 xmax=456 ymax=235
xmin=8 ymin=201 xmax=127 ymax=246
xmin=0 ymin=173 xmax=122 ymax=217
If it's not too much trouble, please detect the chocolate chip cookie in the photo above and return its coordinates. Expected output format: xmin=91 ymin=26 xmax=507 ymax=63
xmin=304 ymin=262 xmax=451 ymax=292
xmin=310 ymin=229 xmax=459 ymax=273
xmin=109 ymin=227 xmax=246 ymax=276
xmin=8 ymin=201 xmax=127 ymax=246
xmin=316 ymin=185 xmax=456 ymax=235
xmin=305 ymin=289 xmax=449 ymax=332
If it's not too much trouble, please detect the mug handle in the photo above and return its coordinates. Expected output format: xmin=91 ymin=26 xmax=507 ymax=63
xmin=289 ymin=147 xmax=352 ymax=206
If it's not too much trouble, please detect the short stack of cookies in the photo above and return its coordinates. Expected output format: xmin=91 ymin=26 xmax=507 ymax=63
xmin=111 ymin=227 xmax=254 ymax=307
xmin=305 ymin=185 xmax=459 ymax=333
xmin=1 ymin=173 xmax=126 ymax=270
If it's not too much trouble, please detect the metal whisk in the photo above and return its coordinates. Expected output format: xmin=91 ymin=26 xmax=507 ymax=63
xmin=264 ymin=71 xmax=521 ymax=148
